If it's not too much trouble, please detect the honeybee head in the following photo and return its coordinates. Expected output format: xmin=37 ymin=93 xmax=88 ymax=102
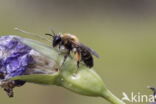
xmin=45 ymin=29 xmax=62 ymax=47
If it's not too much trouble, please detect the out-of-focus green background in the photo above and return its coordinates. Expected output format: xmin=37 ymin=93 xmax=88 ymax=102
xmin=0 ymin=0 xmax=156 ymax=104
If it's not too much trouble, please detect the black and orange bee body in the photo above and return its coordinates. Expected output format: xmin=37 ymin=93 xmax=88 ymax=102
xmin=45 ymin=31 xmax=99 ymax=69
xmin=80 ymin=48 xmax=93 ymax=68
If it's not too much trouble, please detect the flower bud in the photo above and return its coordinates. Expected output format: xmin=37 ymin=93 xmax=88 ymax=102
xmin=19 ymin=37 xmax=125 ymax=104
xmin=0 ymin=35 xmax=124 ymax=104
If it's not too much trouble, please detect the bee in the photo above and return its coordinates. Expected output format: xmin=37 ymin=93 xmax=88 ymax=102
xmin=45 ymin=30 xmax=100 ymax=68
xmin=14 ymin=27 xmax=99 ymax=69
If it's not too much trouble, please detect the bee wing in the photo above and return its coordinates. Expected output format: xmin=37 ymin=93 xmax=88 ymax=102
xmin=71 ymin=41 xmax=100 ymax=58
xmin=79 ymin=43 xmax=100 ymax=58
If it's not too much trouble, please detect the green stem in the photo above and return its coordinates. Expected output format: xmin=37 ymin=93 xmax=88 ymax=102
xmin=102 ymin=89 xmax=125 ymax=104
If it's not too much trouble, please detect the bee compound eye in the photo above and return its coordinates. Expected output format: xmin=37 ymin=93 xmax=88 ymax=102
xmin=56 ymin=36 xmax=61 ymax=41
xmin=53 ymin=36 xmax=61 ymax=47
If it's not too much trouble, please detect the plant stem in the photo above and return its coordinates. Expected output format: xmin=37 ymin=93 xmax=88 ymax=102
xmin=102 ymin=89 xmax=125 ymax=104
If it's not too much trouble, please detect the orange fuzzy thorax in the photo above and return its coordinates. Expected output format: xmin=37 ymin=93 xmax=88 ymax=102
xmin=61 ymin=33 xmax=79 ymax=43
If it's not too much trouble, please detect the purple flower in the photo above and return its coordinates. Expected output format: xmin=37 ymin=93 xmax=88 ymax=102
xmin=0 ymin=35 xmax=56 ymax=97
xmin=154 ymin=91 xmax=156 ymax=104
xmin=148 ymin=86 xmax=156 ymax=104
xmin=0 ymin=35 xmax=33 ymax=79
xmin=0 ymin=35 xmax=35 ymax=97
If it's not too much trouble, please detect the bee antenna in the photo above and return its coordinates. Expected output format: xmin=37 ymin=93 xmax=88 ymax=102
xmin=50 ymin=27 xmax=56 ymax=36
xmin=45 ymin=28 xmax=56 ymax=38
xmin=45 ymin=33 xmax=54 ymax=37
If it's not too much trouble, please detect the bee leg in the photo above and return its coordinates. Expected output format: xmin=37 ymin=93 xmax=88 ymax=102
xmin=74 ymin=51 xmax=81 ymax=72
xmin=61 ymin=50 xmax=70 ymax=67
xmin=77 ymin=61 xmax=80 ymax=68
xmin=75 ymin=61 xmax=80 ymax=73
xmin=58 ymin=44 xmax=62 ymax=55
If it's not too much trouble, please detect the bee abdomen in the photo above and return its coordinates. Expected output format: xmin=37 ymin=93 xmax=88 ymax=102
xmin=81 ymin=52 xmax=93 ymax=68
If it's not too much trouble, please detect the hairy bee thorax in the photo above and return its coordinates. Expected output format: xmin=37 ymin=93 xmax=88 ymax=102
xmin=61 ymin=33 xmax=79 ymax=43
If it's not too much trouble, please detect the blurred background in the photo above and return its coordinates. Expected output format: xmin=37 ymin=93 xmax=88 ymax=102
xmin=0 ymin=0 xmax=156 ymax=104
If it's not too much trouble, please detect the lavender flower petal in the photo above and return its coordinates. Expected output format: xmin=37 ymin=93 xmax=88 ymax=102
xmin=0 ymin=35 xmax=33 ymax=79
xmin=0 ymin=35 xmax=57 ymax=97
